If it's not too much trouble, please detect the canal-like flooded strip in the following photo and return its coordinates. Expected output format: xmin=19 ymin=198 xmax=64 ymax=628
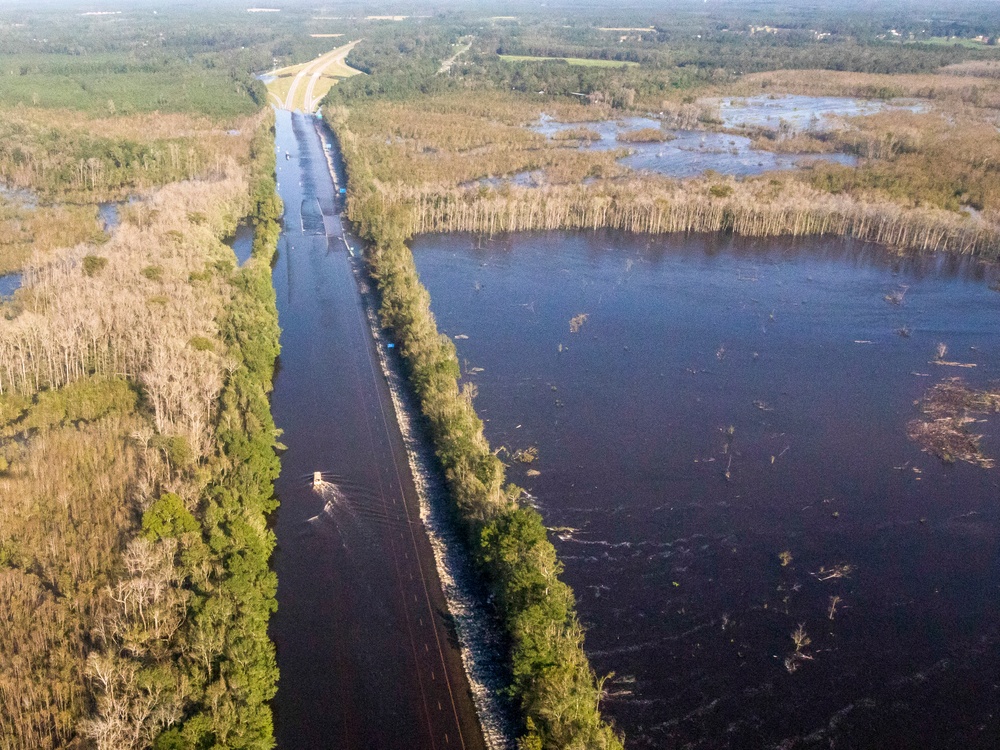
xmin=311 ymin=115 xmax=517 ymax=749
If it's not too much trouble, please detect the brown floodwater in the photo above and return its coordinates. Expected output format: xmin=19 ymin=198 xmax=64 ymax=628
xmin=411 ymin=230 xmax=1000 ymax=749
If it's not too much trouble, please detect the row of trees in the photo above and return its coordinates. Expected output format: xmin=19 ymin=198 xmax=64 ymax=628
xmin=386 ymin=177 xmax=998 ymax=257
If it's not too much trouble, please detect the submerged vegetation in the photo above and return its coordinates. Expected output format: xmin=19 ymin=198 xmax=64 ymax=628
xmin=908 ymin=378 xmax=1000 ymax=466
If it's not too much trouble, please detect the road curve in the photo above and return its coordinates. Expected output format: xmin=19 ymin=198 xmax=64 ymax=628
xmin=303 ymin=41 xmax=359 ymax=112
xmin=269 ymin=110 xmax=487 ymax=750
xmin=282 ymin=41 xmax=358 ymax=112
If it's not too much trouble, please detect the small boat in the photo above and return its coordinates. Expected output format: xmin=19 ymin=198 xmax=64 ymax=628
xmin=312 ymin=471 xmax=322 ymax=486
xmin=285 ymin=153 xmax=291 ymax=160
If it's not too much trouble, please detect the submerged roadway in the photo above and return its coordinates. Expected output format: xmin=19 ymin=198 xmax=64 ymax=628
xmin=268 ymin=109 xmax=487 ymax=750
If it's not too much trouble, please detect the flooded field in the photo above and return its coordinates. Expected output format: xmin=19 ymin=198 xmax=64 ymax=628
xmin=412 ymin=231 xmax=1000 ymax=749
xmin=531 ymin=95 xmax=923 ymax=180
xmin=711 ymin=94 xmax=925 ymax=131
xmin=533 ymin=115 xmax=856 ymax=179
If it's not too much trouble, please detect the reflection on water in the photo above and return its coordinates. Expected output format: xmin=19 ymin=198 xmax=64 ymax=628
xmin=413 ymin=230 xmax=1000 ymax=749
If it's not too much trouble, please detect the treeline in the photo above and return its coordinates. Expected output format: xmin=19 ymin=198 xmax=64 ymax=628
xmin=0 ymin=53 xmax=265 ymax=117
xmin=0 ymin=108 xmax=261 ymax=200
xmin=331 ymin=113 xmax=625 ymax=750
xmin=0 ymin=116 xmax=282 ymax=749
xmin=384 ymin=178 xmax=998 ymax=257
xmin=481 ymin=19 xmax=1000 ymax=76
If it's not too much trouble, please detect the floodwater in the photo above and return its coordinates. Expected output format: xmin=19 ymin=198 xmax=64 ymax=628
xmin=711 ymin=94 xmax=925 ymax=132
xmin=0 ymin=272 xmax=21 ymax=297
xmin=412 ymin=230 xmax=1000 ymax=749
xmin=224 ymin=220 xmax=254 ymax=265
xmin=531 ymin=96 xmax=926 ymax=180
xmin=98 ymin=202 xmax=120 ymax=231
xmin=268 ymin=110 xmax=487 ymax=750
xmin=532 ymin=115 xmax=856 ymax=179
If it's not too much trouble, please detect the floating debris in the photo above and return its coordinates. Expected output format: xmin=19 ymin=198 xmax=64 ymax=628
xmin=513 ymin=446 xmax=539 ymax=464
xmin=811 ymin=563 xmax=854 ymax=581
xmin=884 ymin=285 xmax=908 ymax=305
xmin=907 ymin=378 xmax=1000 ymax=467
xmin=569 ymin=313 xmax=589 ymax=333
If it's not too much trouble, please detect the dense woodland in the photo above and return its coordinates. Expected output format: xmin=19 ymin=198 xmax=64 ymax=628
xmin=0 ymin=116 xmax=282 ymax=750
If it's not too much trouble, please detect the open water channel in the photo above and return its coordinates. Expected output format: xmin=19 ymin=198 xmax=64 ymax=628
xmin=412 ymin=231 xmax=1000 ymax=749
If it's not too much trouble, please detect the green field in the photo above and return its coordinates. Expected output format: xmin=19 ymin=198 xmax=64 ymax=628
xmin=498 ymin=54 xmax=639 ymax=67
xmin=913 ymin=36 xmax=992 ymax=49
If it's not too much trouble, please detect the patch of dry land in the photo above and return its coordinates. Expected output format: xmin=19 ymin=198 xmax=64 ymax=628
xmin=266 ymin=41 xmax=362 ymax=112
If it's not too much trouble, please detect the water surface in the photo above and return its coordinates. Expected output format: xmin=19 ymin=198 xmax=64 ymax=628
xmin=712 ymin=94 xmax=925 ymax=131
xmin=98 ymin=202 xmax=120 ymax=231
xmin=224 ymin=220 xmax=254 ymax=265
xmin=413 ymin=231 xmax=1000 ymax=749
xmin=269 ymin=111 xmax=485 ymax=750
xmin=532 ymin=115 xmax=856 ymax=179
xmin=0 ymin=272 xmax=21 ymax=297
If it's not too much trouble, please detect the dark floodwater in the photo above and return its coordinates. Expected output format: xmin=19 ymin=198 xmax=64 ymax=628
xmin=412 ymin=231 xmax=1000 ymax=750
xmin=225 ymin=220 xmax=254 ymax=265
xmin=269 ymin=111 xmax=485 ymax=750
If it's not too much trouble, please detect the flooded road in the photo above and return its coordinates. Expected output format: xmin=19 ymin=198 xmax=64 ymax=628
xmin=268 ymin=110 xmax=486 ymax=750
xmin=413 ymin=231 xmax=1000 ymax=749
